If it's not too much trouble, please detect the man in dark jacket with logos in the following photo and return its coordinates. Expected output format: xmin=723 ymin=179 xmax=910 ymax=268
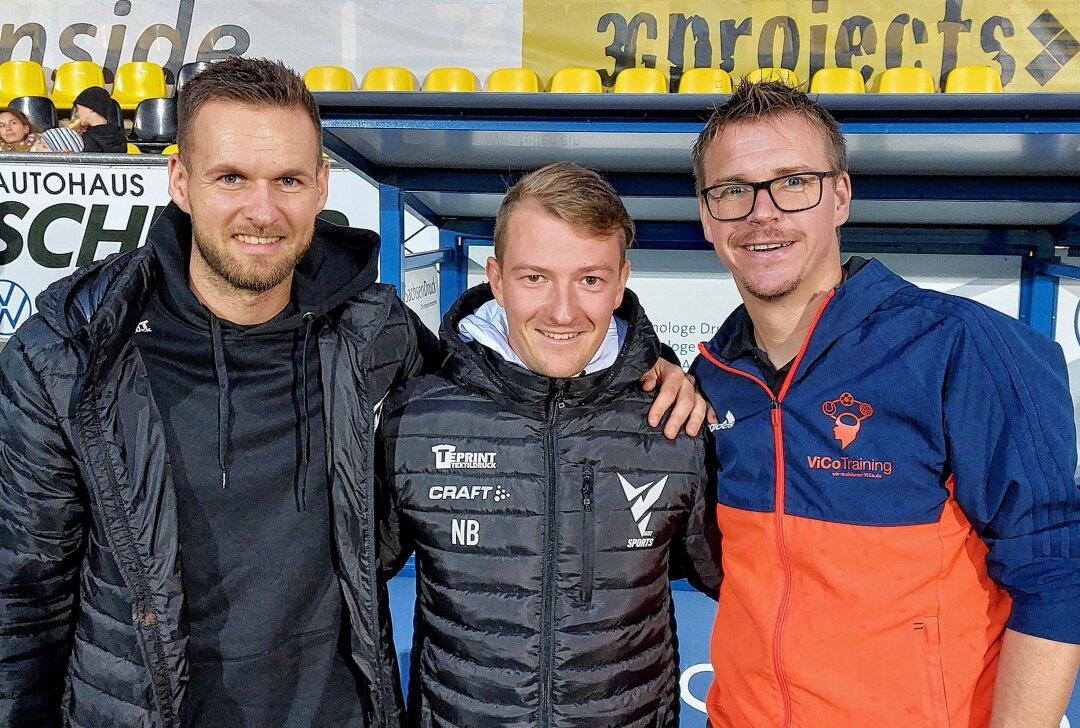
xmin=0 ymin=60 xmax=701 ymax=728
xmin=378 ymin=162 xmax=723 ymax=728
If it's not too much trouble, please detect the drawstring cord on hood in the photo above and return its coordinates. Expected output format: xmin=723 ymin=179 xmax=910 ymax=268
xmin=210 ymin=315 xmax=231 ymax=489
xmin=297 ymin=312 xmax=316 ymax=512
xmin=209 ymin=310 xmax=315 ymax=513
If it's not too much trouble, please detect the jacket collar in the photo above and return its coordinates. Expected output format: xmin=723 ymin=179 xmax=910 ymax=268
xmin=703 ymin=257 xmax=912 ymax=384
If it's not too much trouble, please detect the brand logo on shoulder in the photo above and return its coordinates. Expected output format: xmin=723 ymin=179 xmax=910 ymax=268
xmin=808 ymin=391 xmax=894 ymax=479
xmin=432 ymin=444 xmax=497 ymax=470
xmin=618 ymin=474 xmax=668 ymax=548
xmin=708 ymin=410 xmax=736 ymax=432
xmin=134 ymin=319 xmax=152 ymax=334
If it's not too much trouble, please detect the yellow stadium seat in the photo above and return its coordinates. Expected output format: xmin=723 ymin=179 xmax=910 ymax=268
xmin=51 ymin=60 xmax=106 ymax=109
xmin=126 ymin=143 xmax=142 ymax=154
xmin=613 ymin=67 xmax=668 ymax=93
xmin=303 ymin=65 xmax=356 ymax=91
xmin=549 ymin=67 xmax=603 ymax=93
xmin=678 ymin=68 xmax=732 ymax=94
xmin=161 ymin=143 xmax=179 ymax=155
xmin=361 ymin=66 xmax=418 ymax=91
xmin=0 ymin=60 xmax=48 ymax=106
xmin=875 ymin=67 xmax=936 ymax=93
xmin=810 ymin=67 xmax=866 ymax=93
xmin=422 ymin=67 xmax=478 ymax=92
xmin=486 ymin=67 xmax=540 ymax=92
xmin=112 ymin=61 xmax=167 ymax=111
xmin=746 ymin=67 xmax=799 ymax=86
xmin=944 ymin=65 xmax=1002 ymax=93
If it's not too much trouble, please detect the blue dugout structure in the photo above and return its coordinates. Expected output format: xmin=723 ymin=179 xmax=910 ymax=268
xmin=317 ymin=90 xmax=1080 ymax=725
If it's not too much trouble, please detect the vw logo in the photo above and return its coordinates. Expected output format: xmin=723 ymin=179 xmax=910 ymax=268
xmin=0 ymin=279 xmax=33 ymax=338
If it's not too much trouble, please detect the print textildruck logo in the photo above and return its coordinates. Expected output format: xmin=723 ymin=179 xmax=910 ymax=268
xmin=432 ymin=444 xmax=497 ymax=470
xmin=618 ymin=474 xmax=668 ymax=548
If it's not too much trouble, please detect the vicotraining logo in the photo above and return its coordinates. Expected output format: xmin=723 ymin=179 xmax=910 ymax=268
xmin=821 ymin=391 xmax=874 ymax=449
xmin=0 ymin=279 xmax=32 ymax=338
xmin=432 ymin=444 xmax=497 ymax=470
xmin=809 ymin=391 xmax=894 ymax=479
xmin=618 ymin=474 xmax=668 ymax=548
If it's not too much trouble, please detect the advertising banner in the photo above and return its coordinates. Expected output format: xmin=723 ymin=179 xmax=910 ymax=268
xmin=524 ymin=0 xmax=1080 ymax=91
xmin=2 ymin=1 xmax=1078 ymax=91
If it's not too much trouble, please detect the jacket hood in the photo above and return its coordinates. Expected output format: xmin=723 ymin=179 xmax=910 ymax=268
xmin=34 ymin=201 xmax=382 ymax=511
xmin=438 ymin=283 xmax=661 ymax=413
xmin=702 ymin=257 xmax=913 ymax=384
xmin=146 ymin=201 xmax=380 ymax=335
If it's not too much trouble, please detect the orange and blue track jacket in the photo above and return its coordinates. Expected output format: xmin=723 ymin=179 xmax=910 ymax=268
xmin=691 ymin=258 xmax=1080 ymax=728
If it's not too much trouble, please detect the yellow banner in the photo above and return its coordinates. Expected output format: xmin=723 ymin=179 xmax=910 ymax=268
xmin=522 ymin=0 xmax=1080 ymax=91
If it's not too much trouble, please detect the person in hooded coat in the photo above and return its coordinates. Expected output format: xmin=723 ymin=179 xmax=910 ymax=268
xmin=71 ymin=85 xmax=128 ymax=152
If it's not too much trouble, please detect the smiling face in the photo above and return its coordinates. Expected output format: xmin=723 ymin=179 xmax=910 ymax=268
xmin=487 ymin=201 xmax=630 ymax=378
xmin=167 ymin=100 xmax=329 ymax=299
xmin=0 ymin=111 xmax=31 ymax=144
xmin=698 ymin=113 xmax=851 ymax=303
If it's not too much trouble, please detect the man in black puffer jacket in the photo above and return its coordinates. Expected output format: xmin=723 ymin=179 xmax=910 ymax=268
xmin=378 ymin=163 xmax=723 ymax=728
xmin=0 ymin=58 xmax=430 ymax=728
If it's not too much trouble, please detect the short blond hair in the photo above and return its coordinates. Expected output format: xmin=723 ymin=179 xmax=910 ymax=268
xmin=493 ymin=162 xmax=634 ymax=261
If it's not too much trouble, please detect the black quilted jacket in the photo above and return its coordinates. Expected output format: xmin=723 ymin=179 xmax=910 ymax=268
xmin=378 ymin=284 xmax=722 ymax=728
xmin=0 ymin=204 xmax=430 ymax=728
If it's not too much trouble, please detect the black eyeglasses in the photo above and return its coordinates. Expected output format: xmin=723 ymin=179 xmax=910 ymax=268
xmin=700 ymin=171 xmax=837 ymax=222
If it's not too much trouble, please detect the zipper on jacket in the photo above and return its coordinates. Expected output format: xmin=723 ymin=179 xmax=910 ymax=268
xmin=80 ymin=378 xmax=177 ymax=727
xmin=579 ymin=470 xmax=595 ymax=604
xmin=539 ymin=380 xmax=567 ymax=728
xmin=695 ymin=289 xmax=835 ymax=728
xmin=769 ymin=399 xmax=793 ymax=728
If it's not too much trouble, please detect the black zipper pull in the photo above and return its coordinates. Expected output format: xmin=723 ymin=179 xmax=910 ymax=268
xmin=581 ymin=473 xmax=593 ymax=510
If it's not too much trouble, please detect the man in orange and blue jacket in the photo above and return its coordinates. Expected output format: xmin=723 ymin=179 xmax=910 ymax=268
xmin=690 ymin=80 xmax=1080 ymax=727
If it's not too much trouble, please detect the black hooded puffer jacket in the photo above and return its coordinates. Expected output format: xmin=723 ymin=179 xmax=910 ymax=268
xmin=378 ymin=284 xmax=722 ymax=728
xmin=0 ymin=203 xmax=430 ymax=728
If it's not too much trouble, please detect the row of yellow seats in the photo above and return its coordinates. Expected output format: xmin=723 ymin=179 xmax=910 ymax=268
xmin=305 ymin=64 xmax=1004 ymax=94
xmin=0 ymin=59 xmax=169 ymax=110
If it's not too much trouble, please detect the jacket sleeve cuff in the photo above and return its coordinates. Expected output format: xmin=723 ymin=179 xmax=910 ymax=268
xmin=1006 ymin=594 xmax=1080 ymax=644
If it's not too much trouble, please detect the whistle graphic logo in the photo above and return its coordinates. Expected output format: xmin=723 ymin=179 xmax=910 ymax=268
xmin=821 ymin=392 xmax=873 ymax=449
xmin=619 ymin=474 xmax=668 ymax=548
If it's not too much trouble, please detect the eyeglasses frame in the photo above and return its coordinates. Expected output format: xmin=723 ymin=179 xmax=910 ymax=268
xmin=699 ymin=171 xmax=838 ymax=222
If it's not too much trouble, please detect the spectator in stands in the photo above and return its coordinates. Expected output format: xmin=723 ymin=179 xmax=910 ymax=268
xmin=378 ymin=162 xmax=721 ymax=728
xmin=690 ymin=80 xmax=1080 ymax=728
xmin=0 ymin=106 xmax=39 ymax=151
xmin=0 ymin=58 xmax=699 ymax=727
xmin=29 ymin=125 xmax=84 ymax=153
xmin=70 ymin=85 xmax=127 ymax=152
